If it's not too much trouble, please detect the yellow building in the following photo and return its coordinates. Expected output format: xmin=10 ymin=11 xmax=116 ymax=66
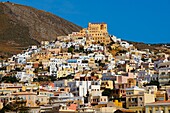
xmin=88 ymin=23 xmax=110 ymax=44
xmin=25 ymin=68 xmax=34 ymax=75
xmin=111 ymin=44 xmax=120 ymax=50
xmin=88 ymin=96 xmax=108 ymax=107
xmin=6 ymin=64 xmax=15 ymax=72
xmin=57 ymin=67 xmax=74 ymax=78
xmin=37 ymin=95 xmax=49 ymax=105
xmin=11 ymin=92 xmax=38 ymax=107
xmin=37 ymin=89 xmax=55 ymax=105
xmin=75 ymin=23 xmax=111 ymax=45
xmin=0 ymin=102 xmax=3 ymax=109
xmin=125 ymin=86 xmax=155 ymax=113
xmin=56 ymin=52 xmax=72 ymax=60
xmin=113 ymin=78 xmax=136 ymax=98
xmin=145 ymin=100 xmax=170 ymax=113
xmin=113 ymin=100 xmax=123 ymax=108
xmin=94 ymin=73 xmax=102 ymax=79
xmin=126 ymin=63 xmax=136 ymax=72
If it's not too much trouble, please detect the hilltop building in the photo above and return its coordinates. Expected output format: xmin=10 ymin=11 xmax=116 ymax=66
xmin=69 ymin=22 xmax=111 ymax=44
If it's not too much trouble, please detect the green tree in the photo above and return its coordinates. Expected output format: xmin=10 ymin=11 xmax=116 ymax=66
xmin=68 ymin=47 xmax=74 ymax=53
xmin=102 ymin=88 xmax=112 ymax=97
xmin=0 ymin=76 xmax=19 ymax=83
xmin=50 ymin=75 xmax=57 ymax=81
xmin=99 ymin=62 xmax=105 ymax=67
xmin=144 ymin=80 xmax=160 ymax=89
xmin=66 ymin=75 xmax=74 ymax=79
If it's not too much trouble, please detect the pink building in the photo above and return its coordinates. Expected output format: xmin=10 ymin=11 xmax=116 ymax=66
xmin=115 ymin=72 xmax=135 ymax=84
xmin=68 ymin=104 xmax=78 ymax=111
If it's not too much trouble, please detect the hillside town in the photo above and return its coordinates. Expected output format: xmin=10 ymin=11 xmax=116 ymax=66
xmin=0 ymin=23 xmax=170 ymax=113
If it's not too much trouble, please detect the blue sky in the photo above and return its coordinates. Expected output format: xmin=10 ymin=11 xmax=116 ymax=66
xmin=1 ymin=0 xmax=170 ymax=43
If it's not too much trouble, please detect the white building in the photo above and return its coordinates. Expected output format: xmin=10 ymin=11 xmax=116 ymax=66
xmin=158 ymin=62 xmax=170 ymax=86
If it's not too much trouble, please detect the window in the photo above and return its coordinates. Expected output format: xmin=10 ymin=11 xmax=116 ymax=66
xmin=128 ymin=98 xmax=131 ymax=102
xmin=140 ymin=97 xmax=143 ymax=101
xmin=161 ymin=72 xmax=165 ymax=75
xmin=132 ymin=98 xmax=135 ymax=101
xmin=60 ymin=89 xmax=64 ymax=91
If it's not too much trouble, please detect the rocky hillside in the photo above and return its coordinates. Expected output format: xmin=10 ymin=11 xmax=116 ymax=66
xmin=127 ymin=41 xmax=170 ymax=54
xmin=0 ymin=2 xmax=82 ymax=58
